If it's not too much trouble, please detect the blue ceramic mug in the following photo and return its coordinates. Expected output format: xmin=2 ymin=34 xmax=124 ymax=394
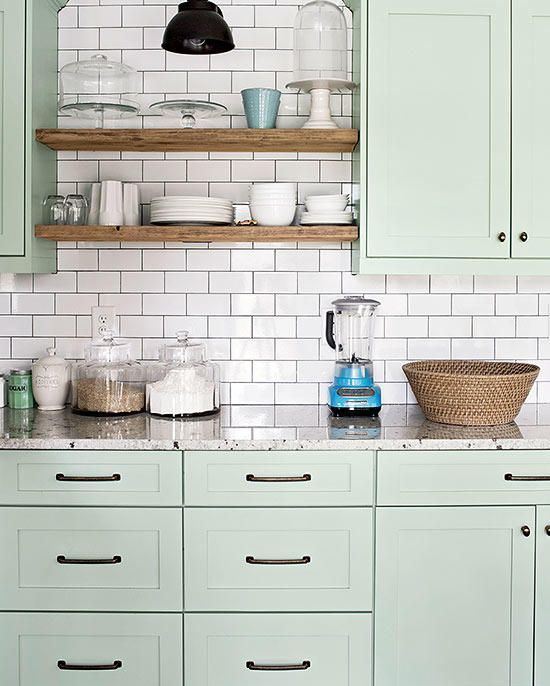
xmin=241 ymin=88 xmax=282 ymax=129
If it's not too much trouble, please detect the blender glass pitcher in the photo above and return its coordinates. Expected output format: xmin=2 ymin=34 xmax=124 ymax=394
xmin=326 ymin=297 xmax=380 ymax=363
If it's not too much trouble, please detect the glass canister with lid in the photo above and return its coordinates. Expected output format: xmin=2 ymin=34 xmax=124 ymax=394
xmin=147 ymin=331 xmax=220 ymax=418
xmin=72 ymin=332 xmax=146 ymax=416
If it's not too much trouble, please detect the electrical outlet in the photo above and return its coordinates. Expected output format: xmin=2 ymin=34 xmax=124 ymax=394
xmin=91 ymin=306 xmax=117 ymax=339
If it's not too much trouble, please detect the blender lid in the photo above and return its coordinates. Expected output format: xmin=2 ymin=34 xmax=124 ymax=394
xmin=331 ymin=296 xmax=381 ymax=310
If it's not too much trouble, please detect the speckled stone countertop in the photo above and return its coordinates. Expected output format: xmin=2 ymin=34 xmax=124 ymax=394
xmin=1 ymin=404 xmax=550 ymax=450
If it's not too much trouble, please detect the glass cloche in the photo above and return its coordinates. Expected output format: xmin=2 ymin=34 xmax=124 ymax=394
xmin=59 ymin=54 xmax=140 ymax=128
xmin=146 ymin=331 xmax=220 ymax=418
xmin=72 ymin=332 xmax=146 ymax=416
xmin=292 ymin=0 xmax=348 ymax=83
xmin=287 ymin=0 xmax=354 ymax=129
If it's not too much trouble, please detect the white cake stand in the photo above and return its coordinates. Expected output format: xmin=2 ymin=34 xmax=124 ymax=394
xmin=286 ymin=78 xmax=356 ymax=129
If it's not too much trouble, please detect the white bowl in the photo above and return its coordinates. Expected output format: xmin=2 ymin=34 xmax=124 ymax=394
xmin=250 ymin=203 xmax=297 ymax=226
xmin=250 ymin=192 xmax=297 ymax=201
xmin=250 ymin=198 xmax=296 ymax=205
xmin=306 ymin=196 xmax=349 ymax=212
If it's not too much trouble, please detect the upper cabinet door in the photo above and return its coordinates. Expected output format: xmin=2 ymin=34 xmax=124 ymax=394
xmin=367 ymin=0 xmax=510 ymax=259
xmin=512 ymin=1 xmax=550 ymax=258
xmin=375 ymin=506 xmax=535 ymax=686
xmin=0 ymin=0 xmax=25 ymax=257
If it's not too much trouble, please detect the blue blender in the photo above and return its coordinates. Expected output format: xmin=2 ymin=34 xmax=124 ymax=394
xmin=325 ymin=297 xmax=382 ymax=417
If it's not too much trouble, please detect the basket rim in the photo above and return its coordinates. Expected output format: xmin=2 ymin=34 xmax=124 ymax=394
xmin=402 ymin=360 xmax=540 ymax=379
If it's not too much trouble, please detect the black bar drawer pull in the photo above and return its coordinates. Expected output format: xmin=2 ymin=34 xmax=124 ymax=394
xmin=58 ymin=660 xmax=122 ymax=671
xmin=504 ymin=473 xmax=550 ymax=482
xmin=56 ymin=473 xmax=121 ymax=482
xmin=246 ymin=474 xmax=311 ymax=483
xmin=57 ymin=555 xmax=122 ymax=565
xmin=247 ymin=661 xmax=311 ymax=671
xmin=246 ymin=555 xmax=311 ymax=565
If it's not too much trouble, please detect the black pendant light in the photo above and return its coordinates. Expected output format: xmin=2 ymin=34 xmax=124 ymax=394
xmin=162 ymin=1 xmax=235 ymax=55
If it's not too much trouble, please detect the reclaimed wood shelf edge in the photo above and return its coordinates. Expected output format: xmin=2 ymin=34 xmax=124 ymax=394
xmin=35 ymin=128 xmax=359 ymax=152
xmin=35 ymin=224 xmax=359 ymax=243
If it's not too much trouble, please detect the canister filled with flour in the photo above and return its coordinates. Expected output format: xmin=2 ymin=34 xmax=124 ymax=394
xmin=147 ymin=331 xmax=220 ymax=418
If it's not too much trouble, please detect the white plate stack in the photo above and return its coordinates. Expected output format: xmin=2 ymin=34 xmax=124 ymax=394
xmin=249 ymin=183 xmax=297 ymax=226
xmin=150 ymin=196 xmax=234 ymax=225
xmin=301 ymin=194 xmax=353 ymax=225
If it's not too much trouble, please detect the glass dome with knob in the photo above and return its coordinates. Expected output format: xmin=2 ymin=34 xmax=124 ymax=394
xmin=147 ymin=331 xmax=220 ymax=418
xmin=59 ymin=54 xmax=140 ymax=128
xmin=286 ymin=0 xmax=355 ymax=129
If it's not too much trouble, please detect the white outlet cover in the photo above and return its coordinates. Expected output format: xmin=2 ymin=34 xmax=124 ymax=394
xmin=91 ymin=306 xmax=117 ymax=339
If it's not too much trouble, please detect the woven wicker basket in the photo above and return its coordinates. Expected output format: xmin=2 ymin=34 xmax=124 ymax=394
xmin=402 ymin=360 xmax=539 ymax=426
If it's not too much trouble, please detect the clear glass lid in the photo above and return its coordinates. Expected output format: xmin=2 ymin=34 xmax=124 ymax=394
xmin=85 ymin=331 xmax=133 ymax=365
xmin=59 ymin=54 xmax=140 ymax=126
xmin=292 ymin=0 xmax=349 ymax=82
xmin=160 ymin=331 xmax=206 ymax=364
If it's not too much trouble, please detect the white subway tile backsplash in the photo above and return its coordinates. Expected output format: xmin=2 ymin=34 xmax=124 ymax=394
xmin=3 ymin=1 xmax=544 ymax=402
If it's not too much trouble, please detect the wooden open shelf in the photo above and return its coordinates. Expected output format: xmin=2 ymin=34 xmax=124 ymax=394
xmin=35 ymin=224 xmax=358 ymax=243
xmin=35 ymin=128 xmax=358 ymax=153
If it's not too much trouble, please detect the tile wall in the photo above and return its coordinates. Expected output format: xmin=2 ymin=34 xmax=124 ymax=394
xmin=1 ymin=0 xmax=549 ymax=405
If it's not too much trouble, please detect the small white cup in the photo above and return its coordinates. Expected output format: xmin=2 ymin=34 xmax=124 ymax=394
xmin=123 ymin=183 xmax=140 ymax=226
xmin=99 ymin=180 xmax=124 ymax=226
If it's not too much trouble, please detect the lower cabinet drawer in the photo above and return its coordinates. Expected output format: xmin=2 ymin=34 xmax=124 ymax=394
xmin=185 ymin=508 xmax=373 ymax=611
xmin=0 ymin=508 xmax=182 ymax=611
xmin=378 ymin=450 xmax=550 ymax=505
xmin=0 ymin=613 xmax=182 ymax=686
xmin=0 ymin=450 xmax=182 ymax=505
xmin=185 ymin=613 xmax=372 ymax=686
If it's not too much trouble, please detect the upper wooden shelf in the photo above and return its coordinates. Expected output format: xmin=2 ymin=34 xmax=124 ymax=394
xmin=35 ymin=224 xmax=358 ymax=243
xmin=35 ymin=128 xmax=358 ymax=153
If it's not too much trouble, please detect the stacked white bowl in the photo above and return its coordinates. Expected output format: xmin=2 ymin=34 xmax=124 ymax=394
xmin=249 ymin=183 xmax=297 ymax=226
xmin=301 ymin=193 xmax=353 ymax=225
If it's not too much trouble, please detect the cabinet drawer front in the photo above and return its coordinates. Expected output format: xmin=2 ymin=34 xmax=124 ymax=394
xmin=185 ymin=613 xmax=371 ymax=686
xmin=378 ymin=451 xmax=550 ymax=505
xmin=0 ymin=508 xmax=182 ymax=611
xmin=0 ymin=451 xmax=182 ymax=505
xmin=184 ymin=450 xmax=373 ymax=506
xmin=0 ymin=613 xmax=182 ymax=686
xmin=185 ymin=508 xmax=372 ymax=611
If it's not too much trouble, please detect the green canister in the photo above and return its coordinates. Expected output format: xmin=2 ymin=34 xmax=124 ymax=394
xmin=8 ymin=369 xmax=34 ymax=409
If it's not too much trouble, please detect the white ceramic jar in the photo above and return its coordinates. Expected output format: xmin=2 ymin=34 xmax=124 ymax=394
xmin=32 ymin=348 xmax=72 ymax=411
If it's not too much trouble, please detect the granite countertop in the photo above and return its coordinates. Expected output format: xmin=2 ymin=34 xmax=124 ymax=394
xmin=1 ymin=404 xmax=550 ymax=450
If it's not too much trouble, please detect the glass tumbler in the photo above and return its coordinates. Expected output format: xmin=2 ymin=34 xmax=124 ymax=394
xmin=64 ymin=194 xmax=89 ymax=225
xmin=42 ymin=195 xmax=66 ymax=225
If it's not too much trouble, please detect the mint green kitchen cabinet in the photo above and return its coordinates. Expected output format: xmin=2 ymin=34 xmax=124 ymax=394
xmin=352 ymin=0 xmax=550 ymax=274
xmin=0 ymin=450 xmax=182 ymax=505
xmin=512 ymin=0 xmax=550 ymax=259
xmin=366 ymin=0 xmax=510 ymax=262
xmin=0 ymin=613 xmax=183 ymax=685
xmin=374 ymin=506 xmax=535 ymax=686
xmin=185 ymin=507 xmax=372 ymax=612
xmin=0 ymin=507 xmax=183 ymax=612
xmin=0 ymin=0 xmax=65 ymax=273
xmin=185 ymin=613 xmax=372 ymax=686
xmin=535 ymin=508 xmax=550 ymax=686
xmin=184 ymin=450 xmax=374 ymax=506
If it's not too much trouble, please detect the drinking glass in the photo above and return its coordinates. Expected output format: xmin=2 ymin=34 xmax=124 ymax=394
xmin=42 ymin=195 xmax=66 ymax=225
xmin=64 ymin=194 xmax=89 ymax=225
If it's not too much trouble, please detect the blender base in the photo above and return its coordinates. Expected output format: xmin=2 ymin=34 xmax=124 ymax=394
xmin=329 ymin=406 xmax=382 ymax=418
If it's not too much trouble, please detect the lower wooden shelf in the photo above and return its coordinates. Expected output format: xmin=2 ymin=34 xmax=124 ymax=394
xmin=35 ymin=224 xmax=358 ymax=243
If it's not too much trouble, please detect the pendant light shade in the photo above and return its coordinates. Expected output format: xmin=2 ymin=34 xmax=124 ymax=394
xmin=162 ymin=1 xmax=235 ymax=55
